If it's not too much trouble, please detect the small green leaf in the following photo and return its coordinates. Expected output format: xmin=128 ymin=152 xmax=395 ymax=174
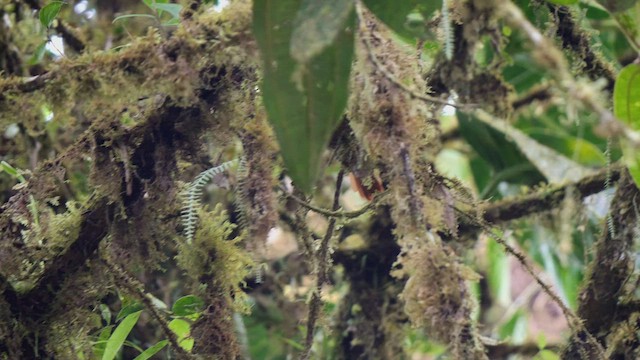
xmin=534 ymin=349 xmax=560 ymax=360
xmin=40 ymin=1 xmax=65 ymax=28
xmin=614 ymin=63 xmax=640 ymax=127
xmin=172 ymin=295 xmax=205 ymax=317
xmin=169 ymin=318 xmax=194 ymax=351
xmin=290 ymin=0 xmax=354 ymax=63
xmin=28 ymin=42 xmax=48 ymax=65
xmin=1 ymin=161 xmax=26 ymax=183
xmin=253 ymin=0 xmax=355 ymax=193
xmin=102 ymin=310 xmax=142 ymax=360
xmin=1 ymin=161 xmax=19 ymax=178
xmin=100 ymin=304 xmax=112 ymax=324
xmin=614 ymin=63 xmax=640 ymax=186
xmin=132 ymin=340 xmax=168 ymax=360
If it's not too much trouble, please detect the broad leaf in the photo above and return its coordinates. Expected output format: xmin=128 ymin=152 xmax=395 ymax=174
xmin=614 ymin=63 xmax=640 ymax=186
xmin=40 ymin=1 xmax=65 ymax=28
xmin=363 ymin=0 xmax=440 ymax=39
xmin=253 ymin=0 xmax=355 ymax=193
xmin=290 ymin=0 xmax=353 ymax=63
xmin=102 ymin=310 xmax=142 ymax=360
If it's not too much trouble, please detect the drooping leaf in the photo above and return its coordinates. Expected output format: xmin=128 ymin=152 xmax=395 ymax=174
xmin=102 ymin=310 xmax=142 ymax=360
xmin=132 ymin=340 xmax=168 ymax=360
xmin=253 ymin=0 xmax=355 ymax=193
xmin=290 ymin=0 xmax=354 ymax=63
xmin=172 ymin=295 xmax=205 ymax=317
xmin=40 ymin=1 xmax=65 ymax=28
xmin=614 ymin=63 xmax=640 ymax=186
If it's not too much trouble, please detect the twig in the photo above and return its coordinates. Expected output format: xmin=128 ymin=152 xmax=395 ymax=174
xmin=101 ymin=251 xmax=193 ymax=360
xmin=301 ymin=170 xmax=344 ymax=360
xmin=25 ymin=0 xmax=86 ymax=53
xmin=283 ymin=186 xmax=387 ymax=219
xmin=477 ymin=164 xmax=623 ymax=227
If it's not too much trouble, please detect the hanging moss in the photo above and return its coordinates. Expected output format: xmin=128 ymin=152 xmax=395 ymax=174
xmin=176 ymin=204 xmax=253 ymax=311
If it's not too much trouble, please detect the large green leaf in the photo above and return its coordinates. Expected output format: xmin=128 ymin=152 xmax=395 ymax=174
xmin=290 ymin=0 xmax=354 ymax=63
xmin=253 ymin=0 xmax=355 ymax=193
xmin=362 ymin=0 xmax=440 ymax=39
xmin=614 ymin=63 xmax=640 ymax=186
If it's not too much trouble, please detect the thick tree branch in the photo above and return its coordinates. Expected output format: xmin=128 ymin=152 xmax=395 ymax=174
xmin=562 ymin=170 xmax=637 ymax=357
xmin=479 ymin=165 xmax=623 ymax=226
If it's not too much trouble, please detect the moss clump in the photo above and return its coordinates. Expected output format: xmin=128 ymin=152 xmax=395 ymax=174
xmin=397 ymin=239 xmax=486 ymax=359
xmin=176 ymin=204 xmax=253 ymax=311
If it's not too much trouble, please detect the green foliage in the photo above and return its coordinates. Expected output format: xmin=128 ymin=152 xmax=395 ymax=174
xmin=102 ymin=310 xmax=142 ymax=360
xmin=172 ymin=295 xmax=205 ymax=317
xmin=176 ymin=205 xmax=253 ymax=310
xmin=113 ymin=0 xmax=182 ymax=26
xmin=40 ymin=1 xmax=65 ymax=28
xmin=168 ymin=318 xmax=194 ymax=351
xmin=614 ymin=63 xmax=640 ymax=187
xmin=132 ymin=340 xmax=168 ymax=360
xmin=362 ymin=0 xmax=441 ymax=39
xmin=253 ymin=0 xmax=354 ymax=193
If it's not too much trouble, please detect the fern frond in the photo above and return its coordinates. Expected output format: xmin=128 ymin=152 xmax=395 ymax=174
xmin=182 ymin=159 xmax=238 ymax=244
xmin=441 ymin=0 xmax=454 ymax=61
xmin=234 ymin=156 xmax=250 ymax=232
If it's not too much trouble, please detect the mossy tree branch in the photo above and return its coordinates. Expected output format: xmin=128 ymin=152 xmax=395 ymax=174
xmin=562 ymin=170 xmax=638 ymax=357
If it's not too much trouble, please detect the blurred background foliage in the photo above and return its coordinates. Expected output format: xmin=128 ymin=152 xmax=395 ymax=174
xmin=1 ymin=0 xmax=639 ymax=359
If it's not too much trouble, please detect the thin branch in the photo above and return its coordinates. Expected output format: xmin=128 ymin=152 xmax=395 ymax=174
xmin=283 ymin=187 xmax=387 ymax=219
xmin=478 ymin=164 xmax=623 ymax=227
xmin=101 ymin=252 xmax=193 ymax=360
xmin=301 ymin=170 xmax=344 ymax=360
xmin=25 ymin=0 xmax=86 ymax=53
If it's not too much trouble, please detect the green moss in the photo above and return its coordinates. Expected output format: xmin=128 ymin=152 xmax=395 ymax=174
xmin=176 ymin=204 xmax=253 ymax=312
